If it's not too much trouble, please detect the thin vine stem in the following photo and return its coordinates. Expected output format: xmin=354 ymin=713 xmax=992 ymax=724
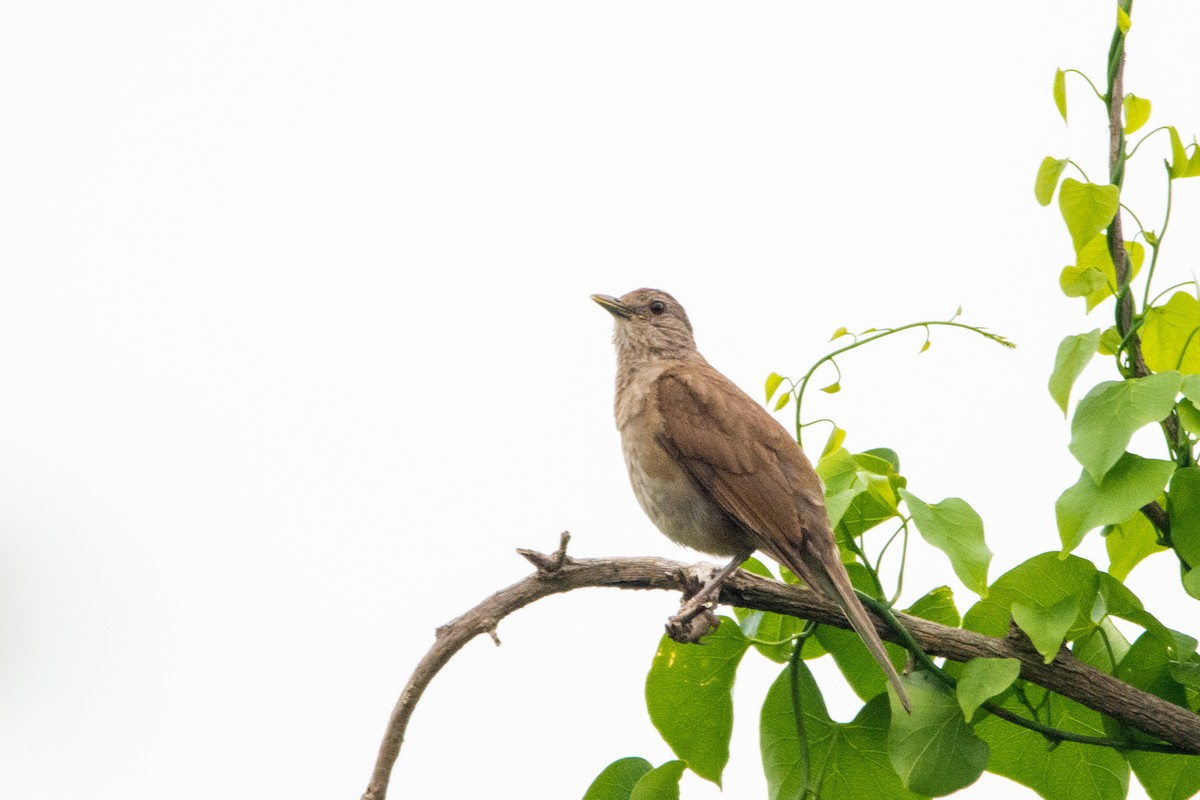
xmin=1120 ymin=202 xmax=1147 ymax=239
xmin=1064 ymin=67 xmax=1107 ymax=105
xmin=1127 ymin=125 xmax=1173 ymax=160
xmin=793 ymin=320 xmax=1014 ymax=447
xmin=1147 ymin=280 xmax=1198 ymax=310
xmin=1067 ymin=158 xmax=1092 ymax=184
xmin=788 ymin=624 xmax=817 ymax=799
xmin=873 ymin=520 xmax=908 ymax=588
xmin=1140 ymin=163 xmax=1174 ymax=309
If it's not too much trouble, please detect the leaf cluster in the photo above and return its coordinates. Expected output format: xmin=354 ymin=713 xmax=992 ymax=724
xmin=580 ymin=5 xmax=1200 ymax=799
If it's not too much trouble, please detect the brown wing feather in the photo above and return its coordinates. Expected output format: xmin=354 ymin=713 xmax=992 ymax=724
xmin=654 ymin=363 xmax=911 ymax=711
xmin=653 ymin=363 xmax=828 ymax=551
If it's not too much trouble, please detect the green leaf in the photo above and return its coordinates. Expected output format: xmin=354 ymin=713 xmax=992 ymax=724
xmin=1187 ymin=146 xmax=1200 ymax=178
xmin=1059 ymin=265 xmax=1108 ymax=298
xmin=818 ymin=448 xmax=903 ymax=536
xmin=1123 ymin=94 xmax=1151 ymax=133
xmin=862 ymin=447 xmax=901 ymax=473
xmin=817 ymin=448 xmax=865 ymax=528
xmin=737 ymin=608 xmax=802 ymax=663
xmin=817 ymin=447 xmax=861 ymax=494
xmin=760 ymin=663 xmax=820 ymax=800
xmin=827 ymin=453 xmax=900 ymax=539
xmin=1169 ymin=467 xmax=1200 ymax=567
xmin=957 ymin=658 xmax=1021 ymax=720
xmin=1177 ymin=397 xmax=1200 ymax=437
xmin=1142 ymin=292 xmax=1200 ymax=374
xmin=1098 ymin=326 xmax=1122 ymax=355
xmin=1169 ymin=126 xmax=1189 ymax=179
xmin=1068 ymin=372 xmax=1182 ymax=482
xmin=729 ymin=561 xmax=806 ymax=662
xmin=773 ymin=392 xmax=790 ymax=411
xmin=1064 ymin=234 xmax=1145 ymax=312
xmin=906 ymin=586 xmax=961 ymax=628
xmin=1012 ymin=596 xmax=1079 ymax=663
xmin=735 ymin=561 xmax=803 ymax=663
xmin=853 ymin=451 xmax=896 ymax=476
xmin=1048 ymin=330 xmax=1102 ymax=416
xmin=1168 ymin=636 xmax=1200 ymax=690
xmin=1118 ymin=631 xmax=1190 ymax=709
xmin=821 ymin=425 xmax=847 ymax=459
xmin=1056 ymin=454 xmax=1176 ymax=553
xmin=815 ymin=565 xmax=906 ymax=704
xmin=760 ymin=666 xmax=921 ymax=800
xmin=628 ymin=761 xmax=687 ymax=800
xmin=976 ymin=688 xmax=1129 ymax=800
xmin=898 ymin=490 xmax=992 ymax=597
xmin=1035 ymin=156 xmax=1069 ymax=206
xmin=837 ymin=477 xmax=898 ymax=539
xmin=1053 ymin=68 xmax=1067 ymax=123
xmin=1170 ymin=663 xmax=1200 ymax=690
xmin=1059 ymin=179 xmax=1119 ymax=253
xmin=764 ymin=372 xmax=784 ymax=403
xmin=583 ymin=757 xmax=654 ymax=800
xmin=816 ymin=623 xmax=905 ymax=705
xmin=1096 ymin=572 xmax=1177 ymax=654
xmin=1183 ymin=375 xmax=1200 ymax=405
xmin=736 ymin=555 xmax=772 ymax=581
xmin=645 ymin=620 xmax=749 ymax=785
xmin=1128 ymin=752 xmax=1200 ymax=800
xmin=1185 ymin=568 xmax=1200 ymax=600
xmin=1074 ymin=617 xmax=1132 ymax=672
xmin=1105 ymin=510 xmax=1168 ymax=581
xmin=887 ymin=671 xmax=988 ymax=796
xmin=962 ymin=552 xmax=1097 ymax=641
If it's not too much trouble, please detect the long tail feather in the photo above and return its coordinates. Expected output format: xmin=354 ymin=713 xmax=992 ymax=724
xmin=770 ymin=539 xmax=911 ymax=712
xmin=815 ymin=552 xmax=911 ymax=712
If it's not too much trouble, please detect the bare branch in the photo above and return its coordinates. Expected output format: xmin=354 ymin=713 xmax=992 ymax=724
xmin=362 ymin=547 xmax=1200 ymax=800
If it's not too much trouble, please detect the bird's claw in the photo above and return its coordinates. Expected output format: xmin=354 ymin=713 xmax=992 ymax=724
xmin=666 ymin=602 xmax=720 ymax=643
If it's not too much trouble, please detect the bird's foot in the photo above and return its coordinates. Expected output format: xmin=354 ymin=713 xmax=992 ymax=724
xmin=665 ymin=564 xmax=728 ymax=643
xmin=666 ymin=604 xmax=720 ymax=643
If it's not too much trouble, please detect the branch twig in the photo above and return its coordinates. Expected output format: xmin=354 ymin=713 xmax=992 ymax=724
xmin=362 ymin=544 xmax=1200 ymax=800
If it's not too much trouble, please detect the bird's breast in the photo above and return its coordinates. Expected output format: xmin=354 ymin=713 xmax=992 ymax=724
xmin=618 ymin=406 xmax=749 ymax=559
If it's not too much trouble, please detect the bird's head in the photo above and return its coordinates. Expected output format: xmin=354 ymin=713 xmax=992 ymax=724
xmin=591 ymin=288 xmax=697 ymax=361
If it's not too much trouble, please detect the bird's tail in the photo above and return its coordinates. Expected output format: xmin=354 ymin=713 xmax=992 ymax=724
xmin=771 ymin=537 xmax=911 ymax=713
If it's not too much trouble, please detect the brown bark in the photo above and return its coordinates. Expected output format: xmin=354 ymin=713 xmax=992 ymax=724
xmin=362 ymin=541 xmax=1200 ymax=800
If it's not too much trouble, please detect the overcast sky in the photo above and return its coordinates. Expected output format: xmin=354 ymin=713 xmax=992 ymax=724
xmin=3 ymin=3 xmax=1199 ymax=799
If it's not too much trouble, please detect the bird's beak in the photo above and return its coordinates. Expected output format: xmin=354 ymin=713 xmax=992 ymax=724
xmin=591 ymin=294 xmax=636 ymax=319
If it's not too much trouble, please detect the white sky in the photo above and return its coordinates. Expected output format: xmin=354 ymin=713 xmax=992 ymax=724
xmin=3 ymin=3 xmax=1199 ymax=799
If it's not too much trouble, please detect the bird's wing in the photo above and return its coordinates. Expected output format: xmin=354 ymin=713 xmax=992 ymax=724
xmin=654 ymin=362 xmax=912 ymax=712
xmin=652 ymin=362 xmax=828 ymax=552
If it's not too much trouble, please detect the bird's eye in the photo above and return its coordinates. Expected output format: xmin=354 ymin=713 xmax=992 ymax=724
xmin=649 ymin=301 xmax=666 ymax=315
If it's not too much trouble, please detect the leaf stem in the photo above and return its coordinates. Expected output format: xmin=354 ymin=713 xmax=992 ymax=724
xmin=1147 ymin=280 xmax=1196 ymax=310
xmin=1064 ymin=68 xmax=1107 ymax=105
xmin=1067 ymin=158 xmax=1092 ymax=184
xmin=1126 ymin=125 xmax=1172 ymax=160
xmin=789 ymin=626 xmax=815 ymax=799
xmin=793 ymin=320 xmax=1014 ymax=446
xmin=1140 ymin=163 xmax=1173 ymax=310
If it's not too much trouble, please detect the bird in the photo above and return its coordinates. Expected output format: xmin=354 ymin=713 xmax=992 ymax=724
xmin=592 ymin=287 xmax=909 ymax=711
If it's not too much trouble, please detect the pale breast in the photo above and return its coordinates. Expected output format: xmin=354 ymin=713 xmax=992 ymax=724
xmin=617 ymin=378 xmax=749 ymax=558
